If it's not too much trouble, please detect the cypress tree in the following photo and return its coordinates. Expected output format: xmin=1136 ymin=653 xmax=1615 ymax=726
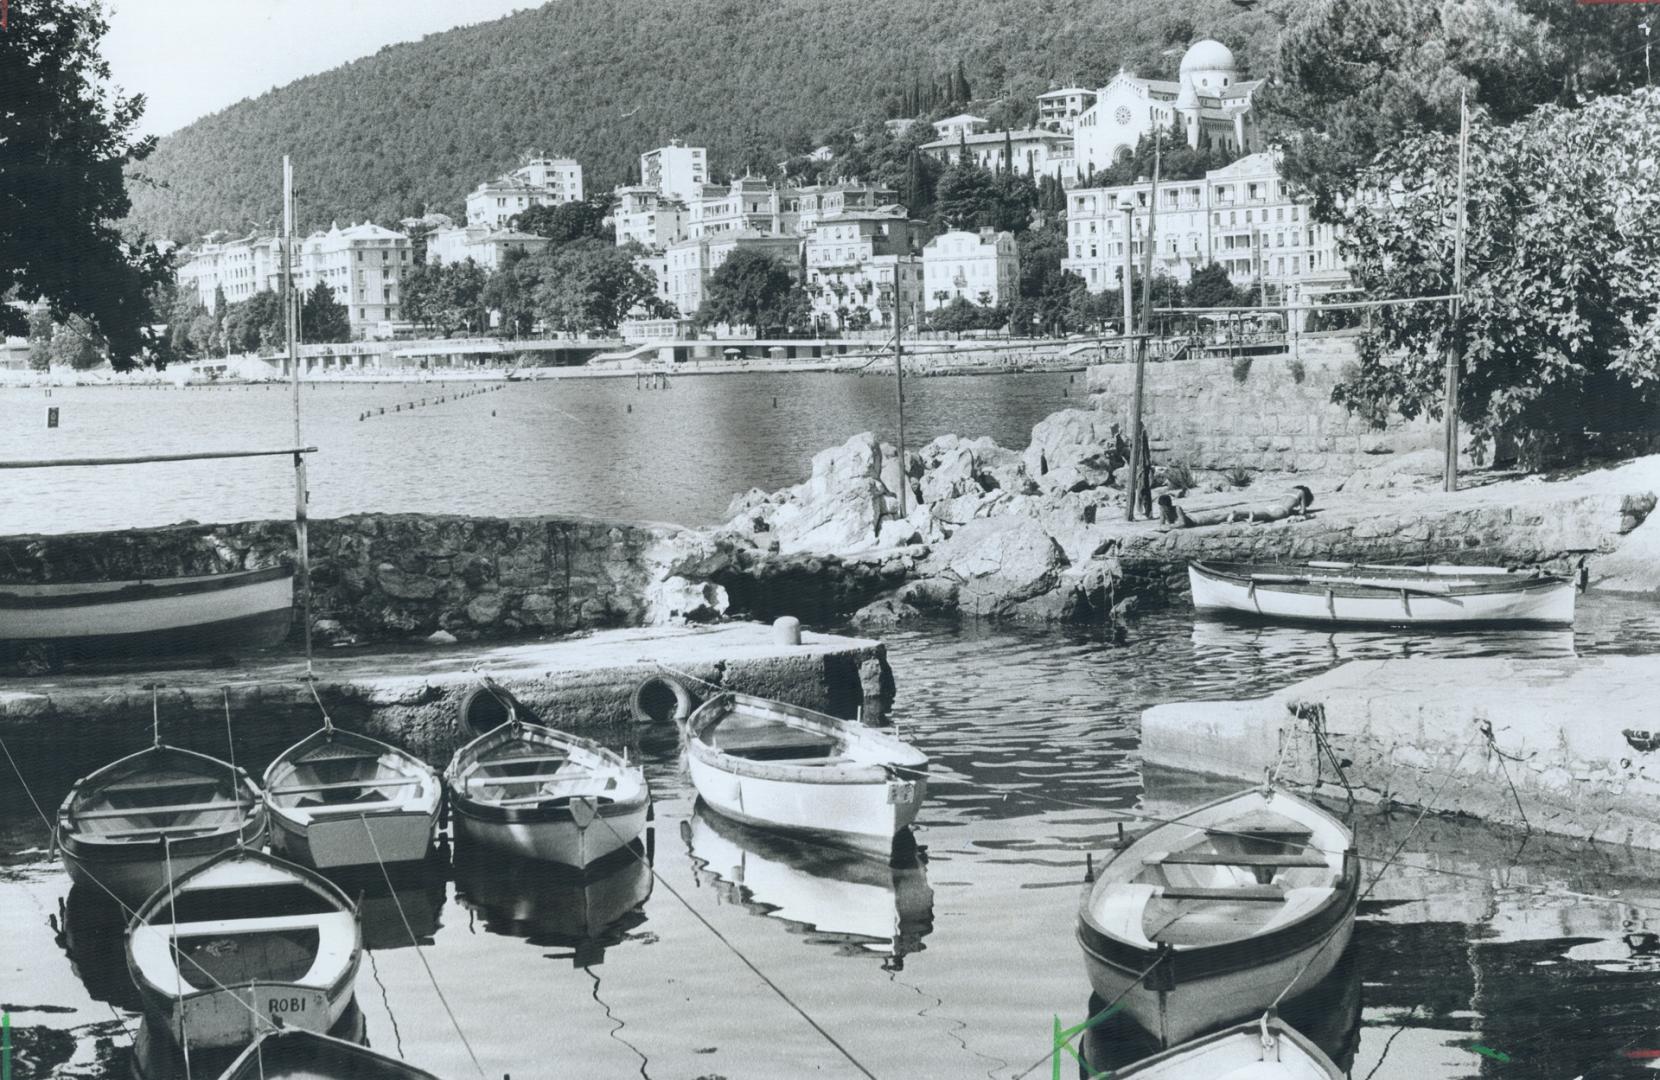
xmin=1004 ymin=129 xmax=1014 ymax=174
xmin=955 ymin=59 xmax=971 ymax=103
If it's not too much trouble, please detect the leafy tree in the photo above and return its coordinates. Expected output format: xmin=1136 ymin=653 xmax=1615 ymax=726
xmin=301 ymin=281 xmax=352 ymax=343
xmin=1 ymin=0 xmax=171 ymax=368
xmin=1262 ymin=0 xmax=1650 ymax=222
xmin=512 ymin=194 xmax=617 ymax=245
xmin=1085 ymin=122 xmax=1238 ymax=188
xmin=1010 ymin=225 xmax=1080 ymax=335
xmin=402 ymin=259 xmax=488 ymax=336
xmin=481 ymin=248 xmax=544 ymax=338
xmin=26 ymin=306 xmax=54 ymax=371
xmin=1332 ymin=89 xmax=1660 ymax=450
xmin=698 ymin=249 xmax=802 ymax=333
xmin=46 ymin=316 xmax=107 ymax=370
xmin=532 ymin=240 xmax=672 ymax=336
xmin=927 ymin=295 xmax=1007 ymax=333
xmin=221 ymin=290 xmax=285 ymax=355
xmin=935 ymin=164 xmax=1035 ymax=233
xmin=1184 ymin=263 xmax=1247 ymax=309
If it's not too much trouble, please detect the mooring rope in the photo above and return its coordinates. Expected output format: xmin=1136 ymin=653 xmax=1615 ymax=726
xmin=1006 ymin=953 xmax=1168 ymax=1080
xmin=596 ymin=815 xmax=880 ymax=1080
xmin=1478 ymin=716 xmax=1531 ymax=833
xmin=360 ymin=818 xmax=489 ymax=1079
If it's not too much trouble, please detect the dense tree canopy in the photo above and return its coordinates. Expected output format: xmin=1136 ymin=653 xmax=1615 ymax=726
xmin=1332 ymin=89 xmax=1660 ymax=445
xmin=2 ymin=0 xmax=171 ymax=368
xmin=403 ymin=260 xmax=489 ymax=337
xmin=532 ymin=240 xmax=673 ymax=336
xmin=512 ymin=194 xmax=616 ymax=245
xmin=301 ymin=281 xmax=352 ymax=344
xmin=698 ymin=250 xmax=804 ymax=334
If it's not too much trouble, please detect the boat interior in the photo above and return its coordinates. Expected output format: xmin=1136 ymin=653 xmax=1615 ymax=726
xmin=1122 ymin=1024 xmax=1335 ymax=1079
xmin=267 ymin=741 xmax=430 ymax=820
xmin=707 ymin=713 xmax=847 ymax=764
xmin=72 ymin=764 xmax=252 ymax=840
xmin=1092 ymin=808 xmax=1342 ymax=950
xmin=463 ymin=743 xmax=625 ymax=808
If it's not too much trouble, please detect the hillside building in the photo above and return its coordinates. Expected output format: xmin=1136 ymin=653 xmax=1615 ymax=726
xmin=932 ymin=114 xmax=990 ymax=141
xmin=427 ymin=225 xmax=549 ymax=270
xmin=922 ymin=229 xmax=1019 ymax=310
xmin=792 ymin=182 xmax=898 ymax=235
xmin=663 ymin=232 xmax=801 ymax=325
xmin=613 ymin=185 xmax=688 ymax=251
xmin=920 ymin=128 xmax=1076 ymax=180
xmin=641 ymin=141 xmax=709 ymax=203
xmin=803 ymin=209 xmax=925 ymax=331
xmin=466 ymin=154 xmax=584 ymax=229
xmin=295 ymin=221 xmax=414 ymax=335
xmin=1037 ymin=87 xmax=1097 ymax=134
xmin=687 ymin=176 xmax=801 ymax=240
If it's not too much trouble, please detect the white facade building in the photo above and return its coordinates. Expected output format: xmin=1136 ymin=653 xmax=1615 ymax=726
xmin=640 ymin=141 xmax=708 ymax=203
xmin=920 ymin=129 xmax=1076 ymax=180
xmin=1037 ymin=87 xmax=1097 ymax=134
xmin=427 ymin=226 xmax=549 ymax=271
xmin=922 ymin=229 xmax=1019 ymax=310
xmin=932 ymin=114 xmax=989 ymax=141
xmin=613 ymin=185 xmax=688 ymax=251
xmin=803 ymin=210 xmax=925 ymax=331
xmin=465 ymin=154 xmax=584 ymax=229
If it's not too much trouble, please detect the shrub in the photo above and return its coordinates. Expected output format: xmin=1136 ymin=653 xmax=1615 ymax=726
xmin=1232 ymin=355 xmax=1253 ymax=382
xmin=1223 ymin=466 xmax=1253 ymax=488
xmin=1161 ymin=460 xmax=1197 ymax=491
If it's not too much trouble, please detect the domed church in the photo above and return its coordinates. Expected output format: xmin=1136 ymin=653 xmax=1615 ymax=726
xmin=1071 ymin=38 xmax=1262 ymax=179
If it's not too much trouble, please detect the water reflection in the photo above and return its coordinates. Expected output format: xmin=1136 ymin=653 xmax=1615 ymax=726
xmin=683 ymin=804 xmax=933 ymax=965
xmin=1077 ymin=945 xmax=1362 ymax=1075
xmin=322 ymin=850 xmax=449 ymax=951
xmin=451 ymin=836 xmax=652 ymax=965
xmin=56 ymin=884 xmax=141 ymax=1012
xmin=1189 ymin=615 xmax=1579 ymax=671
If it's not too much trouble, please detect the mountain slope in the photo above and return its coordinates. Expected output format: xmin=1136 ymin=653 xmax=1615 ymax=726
xmin=124 ymin=0 xmax=1284 ymax=242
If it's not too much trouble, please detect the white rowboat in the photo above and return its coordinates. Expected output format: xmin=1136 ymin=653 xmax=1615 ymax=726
xmin=215 ymin=1027 xmax=446 ymax=1080
xmin=445 ymin=718 xmax=649 ymax=867
xmin=126 ymin=847 xmax=361 ymax=1051
xmin=1107 ymin=1013 xmax=1343 ymax=1079
xmin=0 ymin=567 xmax=292 ymax=661
xmin=1188 ymin=560 xmax=1574 ymax=626
xmin=684 ymin=692 xmax=928 ymax=851
xmin=263 ymin=727 xmax=441 ymax=870
xmin=1077 ymin=788 xmax=1358 ymax=1048
xmin=56 ymin=744 xmax=268 ymax=909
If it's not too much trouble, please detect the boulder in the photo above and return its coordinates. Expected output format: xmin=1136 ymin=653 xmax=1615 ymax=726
xmin=929 ymin=489 xmax=1012 ymax=531
xmin=850 ymin=596 xmax=923 ymax=627
xmin=724 ymin=487 xmax=773 ymax=521
xmin=1023 ymin=408 xmax=1119 ymax=480
xmin=774 ymin=476 xmax=888 ymax=555
xmin=920 ymin=443 xmax=980 ymax=503
xmin=925 ymin=515 xmax=1069 ymax=615
xmin=645 ymin=575 xmax=730 ymax=625
xmin=965 ymin=436 xmax=1032 ymax=493
xmin=804 ymin=431 xmax=883 ymax=501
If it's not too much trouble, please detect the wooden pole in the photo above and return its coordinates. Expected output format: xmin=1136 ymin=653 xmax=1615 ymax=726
xmin=0 ymin=447 xmax=317 ymax=469
xmin=284 ymin=157 xmax=314 ymax=672
xmin=1443 ymin=91 xmax=1470 ymax=493
xmin=1121 ymin=199 xmax=1141 ymax=521
xmin=894 ymin=263 xmax=908 ymax=519
xmin=1130 ymin=119 xmax=1161 ymax=520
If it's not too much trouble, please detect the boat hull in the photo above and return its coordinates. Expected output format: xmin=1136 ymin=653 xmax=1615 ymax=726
xmin=268 ymin=805 xmax=438 ymax=870
xmin=1188 ymin=563 xmax=1575 ymax=626
xmin=1080 ymin=914 xmax=1354 ymax=1047
xmin=136 ymin=977 xmax=356 ymax=1051
xmin=60 ymin=815 xmax=270 ymax=909
xmin=689 ymin=753 xmax=925 ymax=850
xmin=0 ymin=568 xmax=293 ymax=659
xmin=452 ymin=799 xmax=648 ymax=867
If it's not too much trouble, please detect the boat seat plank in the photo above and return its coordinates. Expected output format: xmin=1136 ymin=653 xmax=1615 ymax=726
xmin=476 ymin=754 xmax=572 ymax=768
xmin=75 ymin=800 xmax=252 ymax=820
xmin=293 ymin=799 xmax=402 ymax=815
xmin=1158 ymin=885 xmax=1286 ymax=902
xmin=713 ymin=727 xmax=839 ymax=753
xmin=1158 ymin=851 xmax=1328 ymax=868
xmin=272 ymin=777 xmax=422 ymax=795
xmin=99 ymin=777 xmax=225 ymax=794
xmin=85 ymin=823 xmax=238 ymax=838
xmin=466 ymin=771 xmax=595 ymax=787
xmin=1211 ymin=812 xmax=1312 ymax=838
xmin=491 ymin=793 xmax=607 ymax=808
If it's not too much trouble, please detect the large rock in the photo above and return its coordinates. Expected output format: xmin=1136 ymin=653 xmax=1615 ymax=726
xmin=964 ymin=436 xmax=1032 ymax=493
xmin=772 ymin=476 xmax=888 ymax=555
xmin=645 ymin=575 xmax=729 ymax=625
xmin=924 ymin=515 xmax=1069 ymax=615
xmin=1023 ymin=408 xmax=1120 ymax=487
xmin=920 ymin=443 xmax=980 ymax=503
xmin=804 ymin=431 xmax=883 ymax=500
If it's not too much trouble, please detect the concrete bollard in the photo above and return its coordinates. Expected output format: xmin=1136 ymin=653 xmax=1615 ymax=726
xmin=773 ymin=616 xmax=801 ymax=646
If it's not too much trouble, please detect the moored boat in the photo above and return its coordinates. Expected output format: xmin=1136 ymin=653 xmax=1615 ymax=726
xmin=445 ymin=717 xmax=649 ymax=867
xmin=1107 ymin=1013 xmax=1343 ymax=1079
xmin=1076 ymin=788 xmax=1358 ymax=1048
xmin=1188 ymin=560 xmax=1575 ymax=626
xmin=57 ymin=744 xmax=268 ymax=908
xmin=0 ymin=566 xmax=293 ymax=664
xmin=126 ymin=847 xmax=362 ymax=1051
xmin=683 ymin=692 xmax=928 ymax=850
xmin=263 ymin=726 xmax=441 ymax=870
xmin=215 ymin=1027 xmax=446 ymax=1080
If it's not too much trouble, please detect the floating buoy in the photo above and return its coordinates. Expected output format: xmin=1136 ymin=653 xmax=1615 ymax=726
xmin=627 ymin=403 xmax=632 ymax=413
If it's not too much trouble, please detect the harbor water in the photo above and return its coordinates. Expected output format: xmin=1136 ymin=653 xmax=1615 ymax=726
xmin=6 ymin=594 xmax=1660 ymax=1079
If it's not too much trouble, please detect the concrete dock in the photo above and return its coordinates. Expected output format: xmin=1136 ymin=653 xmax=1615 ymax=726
xmin=1142 ymin=655 xmax=1660 ymax=849
xmin=0 ymin=622 xmax=889 ymax=794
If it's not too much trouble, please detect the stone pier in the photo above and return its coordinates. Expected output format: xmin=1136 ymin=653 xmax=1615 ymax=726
xmin=0 ymin=623 xmax=890 ymax=800
xmin=1141 ymin=655 xmax=1660 ymax=849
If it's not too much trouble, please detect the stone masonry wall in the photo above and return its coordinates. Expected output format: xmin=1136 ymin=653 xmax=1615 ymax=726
xmin=1086 ymin=336 xmax=1439 ymax=476
xmin=0 ymin=514 xmax=685 ymax=643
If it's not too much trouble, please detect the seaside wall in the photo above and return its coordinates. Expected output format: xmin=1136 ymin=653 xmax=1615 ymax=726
xmin=1086 ymin=337 xmax=1440 ymax=476
xmin=0 ymin=514 xmax=690 ymax=644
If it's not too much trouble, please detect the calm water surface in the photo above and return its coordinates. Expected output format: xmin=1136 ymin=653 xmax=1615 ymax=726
xmin=0 ymin=374 xmax=1078 ymax=534
xmin=6 ymin=594 xmax=1660 ymax=1079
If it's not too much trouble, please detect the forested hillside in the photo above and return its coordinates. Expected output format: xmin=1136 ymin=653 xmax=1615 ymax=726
xmin=124 ymin=0 xmax=1284 ymax=241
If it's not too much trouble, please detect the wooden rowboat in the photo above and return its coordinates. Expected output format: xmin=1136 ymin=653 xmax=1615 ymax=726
xmin=0 ymin=566 xmax=293 ymax=663
xmin=56 ymin=744 xmax=268 ymax=909
xmin=445 ymin=718 xmax=650 ymax=867
xmin=1108 ymin=1013 xmax=1343 ymax=1079
xmin=263 ymin=727 xmax=442 ymax=870
xmin=216 ymin=1028 xmax=446 ymax=1080
xmin=126 ymin=847 xmax=362 ymax=1051
xmin=1188 ymin=560 xmax=1575 ymax=626
xmin=1077 ymin=788 xmax=1358 ymax=1048
xmin=683 ymin=692 xmax=928 ymax=851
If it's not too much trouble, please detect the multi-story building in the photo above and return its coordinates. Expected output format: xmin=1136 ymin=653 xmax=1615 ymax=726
xmin=176 ymin=233 xmax=283 ymax=311
xmin=612 ymin=185 xmax=688 ymax=251
xmin=663 ymin=232 xmax=801 ymax=324
xmin=640 ymin=141 xmax=708 ymax=203
xmin=920 ymin=128 xmax=1076 ymax=180
xmin=427 ymin=225 xmax=549 ymax=271
xmin=1060 ymin=152 xmax=1348 ymax=306
xmin=793 ymin=182 xmax=898 ymax=236
xmin=295 ymin=221 xmax=413 ymax=334
xmin=804 ymin=209 xmax=925 ymax=330
xmin=932 ymin=113 xmax=989 ymax=141
xmin=687 ymin=176 xmax=800 ymax=239
xmin=513 ymin=156 xmax=583 ymax=202
xmin=465 ymin=154 xmax=584 ymax=229
xmin=922 ymin=229 xmax=1020 ymax=310
xmin=1072 ymin=39 xmax=1260 ymax=179
xmin=1037 ymin=87 xmax=1098 ymax=134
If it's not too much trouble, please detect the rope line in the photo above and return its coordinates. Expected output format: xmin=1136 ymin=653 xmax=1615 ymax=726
xmin=597 ymin=815 xmax=880 ymax=1080
xmin=360 ymin=819 xmax=488 ymax=1079
xmin=1007 ymin=954 xmax=1167 ymax=1080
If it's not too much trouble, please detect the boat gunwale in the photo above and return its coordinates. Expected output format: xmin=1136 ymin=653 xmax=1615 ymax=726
xmin=1105 ymin=1013 xmax=1341 ymax=1078
xmin=444 ymin=719 xmax=648 ymax=824
xmin=1189 ymin=560 xmax=1571 ymax=598
xmin=685 ymin=692 xmax=928 ymax=786
xmin=263 ymin=727 xmax=442 ymax=825
xmin=0 ymin=565 xmax=293 ymax=610
xmin=217 ymin=1028 xmax=447 ymax=1080
xmin=57 ymin=744 xmax=268 ymax=854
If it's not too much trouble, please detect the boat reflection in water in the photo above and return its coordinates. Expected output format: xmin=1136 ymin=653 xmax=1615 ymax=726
xmin=1078 ymin=943 xmax=1361 ymax=1076
xmin=1189 ymin=614 xmax=1576 ymax=670
xmin=56 ymin=883 xmax=144 ymax=1012
xmin=129 ymin=1000 xmax=366 ymax=1080
xmin=683 ymin=803 xmax=933 ymax=967
xmin=322 ymin=849 xmax=449 ymax=951
xmin=451 ymin=833 xmax=653 ymax=965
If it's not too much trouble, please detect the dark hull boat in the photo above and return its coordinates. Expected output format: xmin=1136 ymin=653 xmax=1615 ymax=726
xmin=214 ymin=1028 xmax=446 ymax=1080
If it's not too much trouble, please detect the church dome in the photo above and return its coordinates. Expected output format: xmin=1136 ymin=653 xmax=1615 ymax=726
xmin=1179 ymin=39 xmax=1237 ymax=76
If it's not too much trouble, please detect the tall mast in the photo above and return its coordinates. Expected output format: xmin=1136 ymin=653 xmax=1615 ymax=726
xmin=1443 ymin=92 xmax=1470 ymax=493
xmin=284 ymin=157 xmax=314 ymax=673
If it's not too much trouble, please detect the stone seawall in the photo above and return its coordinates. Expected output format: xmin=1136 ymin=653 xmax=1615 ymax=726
xmin=1086 ymin=337 xmax=1440 ymax=477
xmin=0 ymin=514 xmax=689 ymax=645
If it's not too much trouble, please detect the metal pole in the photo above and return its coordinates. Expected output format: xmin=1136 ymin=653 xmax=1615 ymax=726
xmin=284 ymin=157 xmax=314 ymax=671
xmin=894 ymin=262 xmax=908 ymax=519
xmin=1133 ymin=121 xmax=1161 ymax=520
xmin=1121 ymin=199 xmax=1142 ymax=521
xmin=1444 ymin=91 xmax=1469 ymax=493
